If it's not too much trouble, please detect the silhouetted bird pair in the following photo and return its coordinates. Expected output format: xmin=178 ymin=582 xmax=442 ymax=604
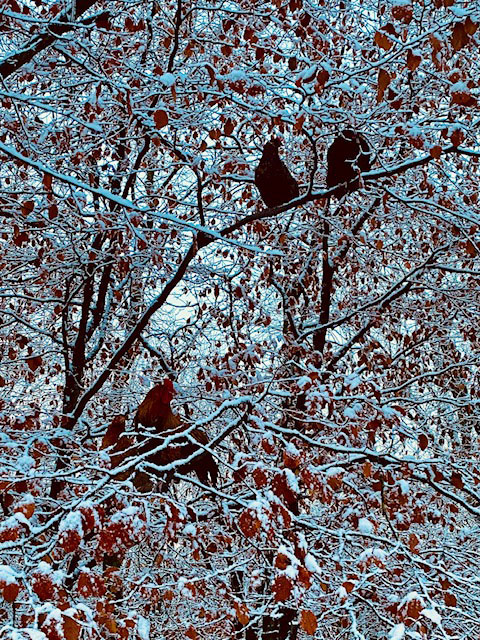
xmin=254 ymin=130 xmax=373 ymax=206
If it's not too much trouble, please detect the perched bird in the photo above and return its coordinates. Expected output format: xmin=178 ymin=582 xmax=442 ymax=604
xmin=147 ymin=426 xmax=218 ymax=487
xmin=134 ymin=378 xmax=180 ymax=432
xmin=117 ymin=379 xmax=219 ymax=488
xmin=326 ymin=129 xmax=373 ymax=199
xmin=102 ymin=415 xmax=136 ymax=481
xmin=254 ymin=138 xmax=300 ymax=208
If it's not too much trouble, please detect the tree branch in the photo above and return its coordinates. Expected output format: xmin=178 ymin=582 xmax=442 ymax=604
xmin=0 ymin=1 xmax=101 ymax=80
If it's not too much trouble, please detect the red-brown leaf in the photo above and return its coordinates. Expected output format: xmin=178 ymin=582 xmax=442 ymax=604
xmin=418 ymin=433 xmax=429 ymax=450
xmin=300 ymin=610 xmax=318 ymax=635
xmin=377 ymin=69 xmax=391 ymax=103
xmin=374 ymin=31 xmax=393 ymax=51
xmin=451 ymin=472 xmax=463 ymax=489
xmin=272 ymin=575 xmax=292 ymax=602
xmin=153 ymin=110 xmax=169 ymax=129
xmin=27 ymin=356 xmax=42 ymax=372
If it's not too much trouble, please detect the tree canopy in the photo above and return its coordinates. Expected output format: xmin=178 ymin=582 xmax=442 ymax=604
xmin=1 ymin=1 xmax=480 ymax=639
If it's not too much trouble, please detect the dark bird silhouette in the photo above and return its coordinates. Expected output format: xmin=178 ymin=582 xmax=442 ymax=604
xmin=326 ymin=129 xmax=373 ymax=199
xmin=134 ymin=379 xmax=218 ymax=487
xmin=134 ymin=378 xmax=180 ymax=432
xmin=254 ymin=138 xmax=300 ymax=207
xmin=102 ymin=380 xmax=218 ymax=490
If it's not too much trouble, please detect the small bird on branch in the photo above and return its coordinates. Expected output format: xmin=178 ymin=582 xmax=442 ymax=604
xmin=326 ymin=129 xmax=373 ymax=199
xmin=255 ymin=138 xmax=300 ymax=208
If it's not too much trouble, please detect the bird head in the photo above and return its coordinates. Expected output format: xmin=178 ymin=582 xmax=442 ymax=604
xmin=340 ymin=129 xmax=356 ymax=141
xmin=153 ymin=378 xmax=175 ymax=404
xmin=262 ymin=137 xmax=282 ymax=158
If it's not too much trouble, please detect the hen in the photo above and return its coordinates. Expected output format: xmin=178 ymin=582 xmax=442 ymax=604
xmin=134 ymin=379 xmax=218 ymax=487
xmin=254 ymin=138 xmax=300 ymax=208
xmin=134 ymin=378 xmax=180 ymax=431
xmin=326 ymin=129 xmax=372 ymax=199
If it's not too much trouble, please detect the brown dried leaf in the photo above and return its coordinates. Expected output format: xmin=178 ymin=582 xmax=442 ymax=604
xmin=2 ymin=583 xmax=20 ymax=603
xmin=234 ymin=601 xmax=250 ymax=626
xmin=452 ymin=22 xmax=469 ymax=51
xmin=465 ymin=17 xmax=478 ymax=35
xmin=343 ymin=581 xmax=355 ymax=593
xmin=27 ymin=356 xmax=42 ymax=372
xmin=408 ymin=533 xmax=419 ymax=553
xmin=374 ymin=31 xmax=393 ymax=51
xmin=102 ymin=415 xmax=126 ymax=448
xmin=377 ymin=69 xmax=391 ymax=103
xmin=465 ymin=239 xmax=477 ymax=257
xmin=186 ymin=626 xmax=198 ymax=640
xmin=64 ymin=617 xmax=81 ymax=640
xmin=450 ymin=129 xmax=464 ymax=147
xmin=153 ymin=110 xmax=168 ymax=129
xmin=300 ymin=610 xmax=318 ymax=635
xmin=224 ymin=118 xmax=235 ymax=136
xmin=21 ymin=200 xmax=35 ymax=217
xmin=418 ymin=433 xmax=429 ymax=450
xmin=451 ymin=472 xmax=464 ymax=489
xmin=407 ymin=49 xmax=422 ymax=71
xmin=43 ymin=173 xmax=52 ymax=190
xmin=272 ymin=575 xmax=292 ymax=602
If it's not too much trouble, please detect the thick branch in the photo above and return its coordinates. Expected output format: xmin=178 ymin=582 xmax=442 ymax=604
xmin=0 ymin=1 xmax=100 ymax=79
xmin=313 ymin=218 xmax=333 ymax=354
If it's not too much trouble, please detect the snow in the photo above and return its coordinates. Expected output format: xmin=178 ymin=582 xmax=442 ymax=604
xmin=223 ymin=69 xmax=248 ymax=81
xmin=388 ymin=623 xmax=405 ymax=640
xmin=159 ymin=72 xmax=176 ymax=87
xmin=381 ymin=405 xmax=399 ymax=418
xmin=285 ymin=564 xmax=298 ymax=579
xmin=325 ymin=467 xmax=344 ymax=477
xmin=296 ymin=65 xmax=316 ymax=81
xmin=297 ymin=375 xmax=312 ymax=390
xmin=296 ymin=532 xmax=307 ymax=551
xmin=358 ymin=518 xmax=374 ymax=534
xmin=0 ymin=515 xmax=19 ymax=533
xmin=398 ymin=479 xmax=410 ymax=494
xmin=422 ymin=608 xmax=442 ymax=624
xmin=344 ymin=402 xmax=362 ymax=417
xmin=449 ymin=7 xmax=471 ymax=17
xmin=450 ymin=81 xmax=468 ymax=92
xmin=304 ymin=553 xmax=321 ymax=574
xmin=338 ymin=585 xmax=348 ymax=599
xmin=137 ymin=615 xmax=151 ymax=640
xmin=59 ymin=510 xmax=84 ymax=535
xmin=284 ymin=468 xmax=299 ymax=493
xmin=16 ymin=455 xmax=35 ymax=472
xmin=42 ymin=608 xmax=64 ymax=637
xmin=34 ymin=562 xmax=65 ymax=586
xmin=344 ymin=372 xmax=362 ymax=389
xmin=177 ymin=577 xmax=194 ymax=599
xmin=16 ymin=493 xmax=34 ymax=507
xmin=285 ymin=441 xmax=300 ymax=455
xmin=0 ymin=564 xmax=18 ymax=584
xmin=183 ymin=524 xmax=196 ymax=535
xmin=12 ymin=632 xmax=47 ymax=640
xmin=35 ymin=561 xmax=53 ymax=575
xmin=399 ymin=591 xmax=424 ymax=607
xmin=358 ymin=547 xmax=386 ymax=563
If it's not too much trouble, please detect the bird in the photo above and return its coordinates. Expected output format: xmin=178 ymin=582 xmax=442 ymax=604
xmin=254 ymin=138 xmax=300 ymax=208
xmin=133 ymin=378 xmax=180 ymax=432
xmin=326 ymin=129 xmax=373 ymax=199
xmin=133 ymin=379 xmax=218 ymax=487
